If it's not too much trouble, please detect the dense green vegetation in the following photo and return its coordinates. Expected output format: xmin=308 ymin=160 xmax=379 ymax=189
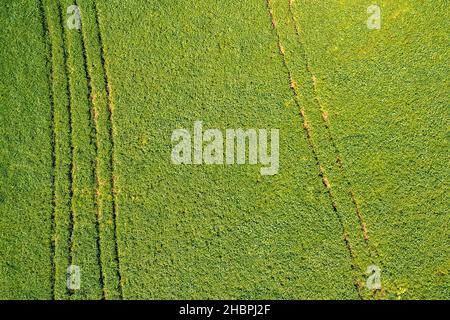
xmin=285 ymin=0 xmax=449 ymax=299
xmin=0 ymin=0 xmax=448 ymax=299
xmin=0 ymin=1 xmax=53 ymax=299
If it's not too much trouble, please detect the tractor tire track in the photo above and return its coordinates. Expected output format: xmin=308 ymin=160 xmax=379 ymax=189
xmin=57 ymin=3 xmax=72 ymax=280
xmin=75 ymin=0 xmax=106 ymax=299
xmin=287 ymin=0 xmax=385 ymax=278
xmin=265 ymin=0 xmax=363 ymax=299
xmin=37 ymin=0 xmax=56 ymax=299
xmin=41 ymin=0 xmax=76 ymax=299
xmin=59 ymin=0 xmax=103 ymax=299
xmin=93 ymin=0 xmax=124 ymax=299
xmin=288 ymin=1 xmax=370 ymax=243
xmin=56 ymin=1 xmax=76 ymax=296
xmin=42 ymin=0 xmax=122 ymax=299
xmin=75 ymin=0 xmax=122 ymax=299
xmin=288 ymin=1 xmax=387 ymax=299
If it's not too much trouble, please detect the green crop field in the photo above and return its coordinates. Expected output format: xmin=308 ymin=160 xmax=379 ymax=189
xmin=0 ymin=0 xmax=448 ymax=300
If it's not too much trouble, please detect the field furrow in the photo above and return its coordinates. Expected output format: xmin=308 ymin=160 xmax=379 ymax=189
xmin=289 ymin=0 xmax=449 ymax=299
xmin=268 ymin=0 xmax=374 ymax=298
xmin=59 ymin=0 xmax=102 ymax=299
xmin=77 ymin=0 xmax=123 ymax=299
xmin=95 ymin=1 xmax=124 ymax=298
xmin=40 ymin=0 xmax=74 ymax=299
xmin=286 ymin=2 xmax=385 ymax=288
xmin=37 ymin=0 xmax=57 ymax=299
xmin=288 ymin=1 xmax=370 ymax=243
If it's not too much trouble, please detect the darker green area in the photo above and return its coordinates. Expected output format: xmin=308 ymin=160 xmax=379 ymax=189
xmin=0 ymin=1 xmax=53 ymax=299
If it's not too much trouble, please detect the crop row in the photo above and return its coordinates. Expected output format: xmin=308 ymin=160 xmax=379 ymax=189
xmin=40 ymin=0 xmax=121 ymax=299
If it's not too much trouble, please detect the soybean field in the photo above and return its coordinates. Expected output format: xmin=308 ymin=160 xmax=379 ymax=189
xmin=0 ymin=0 xmax=448 ymax=300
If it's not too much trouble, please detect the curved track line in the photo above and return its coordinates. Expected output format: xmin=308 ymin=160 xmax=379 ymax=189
xmin=288 ymin=1 xmax=370 ymax=243
xmin=75 ymin=0 xmax=106 ymax=299
xmin=93 ymin=1 xmax=124 ymax=299
xmin=56 ymin=1 xmax=76 ymax=296
xmin=37 ymin=0 xmax=56 ymax=299
xmin=265 ymin=0 xmax=362 ymax=299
